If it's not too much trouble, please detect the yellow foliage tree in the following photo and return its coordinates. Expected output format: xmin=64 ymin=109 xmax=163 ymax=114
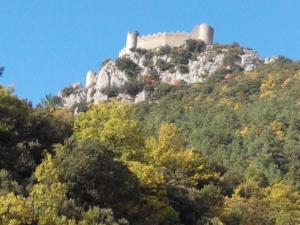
xmin=144 ymin=122 xmax=219 ymax=186
xmin=264 ymin=183 xmax=300 ymax=225
xmin=74 ymin=100 xmax=143 ymax=160
xmin=0 ymin=193 xmax=34 ymax=225
xmin=221 ymin=181 xmax=300 ymax=225
xmin=269 ymin=120 xmax=285 ymax=141
xmin=260 ymin=75 xmax=275 ymax=98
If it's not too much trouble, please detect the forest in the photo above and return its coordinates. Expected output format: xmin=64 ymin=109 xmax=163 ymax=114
xmin=0 ymin=56 xmax=300 ymax=225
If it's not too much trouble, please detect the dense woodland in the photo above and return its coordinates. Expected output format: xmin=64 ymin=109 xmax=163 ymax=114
xmin=0 ymin=49 xmax=300 ymax=225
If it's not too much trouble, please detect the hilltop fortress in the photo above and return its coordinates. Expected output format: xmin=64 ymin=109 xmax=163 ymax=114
xmin=61 ymin=22 xmax=264 ymax=110
xmin=119 ymin=23 xmax=214 ymax=57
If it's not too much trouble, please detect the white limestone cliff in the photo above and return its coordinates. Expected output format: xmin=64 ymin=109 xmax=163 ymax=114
xmin=59 ymin=44 xmax=262 ymax=111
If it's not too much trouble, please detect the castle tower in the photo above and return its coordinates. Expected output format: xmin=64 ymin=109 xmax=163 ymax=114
xmin=125 ymin=31 xmax=139 ymax=51
xmin=198 ymin=23 xmax=214 ymax=44
xmin=192 ymin=23 xmax=214 ymax=44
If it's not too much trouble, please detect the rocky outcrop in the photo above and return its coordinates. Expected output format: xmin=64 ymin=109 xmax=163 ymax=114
xmin=95 ymin=60 xmax=128 ymax=90
xmin=264 ymin=56 xmax=280 ymax=64
xmin=134 ymin=90 xmax=148 ymax=103
xmin=58 ymin=44 xmax=262 ymax=110
xmin=58 ymin=83 xmax=86 ymax=109
xmin=241 ymin=49 xmax=261 ymax=71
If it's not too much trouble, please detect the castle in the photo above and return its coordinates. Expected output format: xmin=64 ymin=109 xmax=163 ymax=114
xmin=119 ymin=23 xmax=214 ymax=57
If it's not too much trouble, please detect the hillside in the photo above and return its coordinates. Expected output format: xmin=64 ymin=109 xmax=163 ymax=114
xmin=56 ymin=42 xmax=263 ymax=112
xmin=1 ymin=42 xmax=300 ymax=225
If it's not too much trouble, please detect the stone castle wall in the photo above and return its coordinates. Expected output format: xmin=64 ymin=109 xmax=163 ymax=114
xmin=137 ymin=32 xmax=190 ymax=49
xmin=119 ymin=23 xmax=214 ymax=57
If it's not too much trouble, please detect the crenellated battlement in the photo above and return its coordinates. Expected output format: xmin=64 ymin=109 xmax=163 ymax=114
xmin=139 ymin=31 xmax=188 ymax=38
xmin=119 ymin=23 xmax=214 ymax=57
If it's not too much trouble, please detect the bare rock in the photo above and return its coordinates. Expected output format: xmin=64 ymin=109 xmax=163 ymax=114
xmin=134 ymin=90 xmax=148 ymax=103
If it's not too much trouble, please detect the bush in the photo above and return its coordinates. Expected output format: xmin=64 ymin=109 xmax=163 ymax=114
xmin=171 ymin=48 xmax=192 ymax=65
xmin=155 ymin=59 xmax=174 ymax=71
xmin=169 ymin=66 xmax=176 ymax=73
xmin=61 ymin=86 xmax=77 ymax=97
xmin=120 ymin=80 xmax=144 ymax=96
xmin=135 ymin=48 xmax=148 ymax=55
xmin=144 ymin=51 xmax=154 ymax=60
xmin=177 ymin=64 xmax=189 ymax=74
xmin=101 ymin=58 xmax=111 ymax=68
xmin=144 ymin=69 xmax=159 ymax=81
xmin=185 ymin=39 xmax=206 ymax=53
xmin=142 ymin=51 xmax=155 ymax=68
xmin=142 ymin=58 xmax=154 ymax=68
xmin=101 ymin=85 xmax=120 ymax=97
xmin=223 ymin=51 xmax=241 ymax=66
xmin=71 ymin=102 xmax=88 ymax=113
xmin=151 ymin=83 xmax=173 ymax=99
xmin=144 ymin=84 xmax=155 ymax=92
xmin=156 ymin=45 xmax=172 ymax=56
xmin=38 ymin=94 xmax=63 ymax=108
xmin=116 ymin=58 xmax=141 ymax=78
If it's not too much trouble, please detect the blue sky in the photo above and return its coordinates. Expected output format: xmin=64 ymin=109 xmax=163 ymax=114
xmin=0 ymin=0 xmax=299 ymax=104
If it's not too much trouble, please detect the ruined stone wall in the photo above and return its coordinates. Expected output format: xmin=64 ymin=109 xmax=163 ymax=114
xmin=137 ymin=32 xmax=190 ymax=49
xmin=119 ymin=23 xmax=214 ymax=57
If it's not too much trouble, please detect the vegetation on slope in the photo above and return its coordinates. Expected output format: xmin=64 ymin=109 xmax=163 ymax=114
xmin=0 ymin=56 xmax=300 ymax=225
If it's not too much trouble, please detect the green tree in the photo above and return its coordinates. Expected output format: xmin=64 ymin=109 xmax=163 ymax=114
xmin=74 ymin=100 xmax=143 ymax=160
xmin=54 ymin=139 xmax=140 ymax=220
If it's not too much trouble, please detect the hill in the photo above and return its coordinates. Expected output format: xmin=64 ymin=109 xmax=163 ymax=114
xmin=56 ymin=42 xmax=262 ymax=112
xmin=0 ymin=42 xmax=300 ymax=224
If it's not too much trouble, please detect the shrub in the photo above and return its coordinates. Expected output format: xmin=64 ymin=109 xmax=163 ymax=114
xmin=185 ymin=39 xmax=206 ymax=53
xmin=120 ymin=80 xmax=144 ymax=96
xmin=61 ymin=86 xmax=77 ymax=97
xmin=223 ymin=51 xmax=241 ymax=66
xmin=144 ymin=84 xmax=155 ymax=92
xmin=143 ymin=51 xmax=155 ymax=68
xmin=177 ymin=64 xmax=189 ymax=74
xmin=155 ymin=59 xmax=174 ymax=71
xmin=144 ymin=69 xmax=159 ymax=81
xmin=169 ymin=66 xmax=176 ymax=73
xmin=135 ymin=48 xmax=148 ymax=55
xmin=115 ymin=58 xmax=141 ymax=78
xmin=71 ymin=102 xmax=88 ymax=113
xmin=101 ymin=58 xmax=111 ymax=68
xmin=151 ymin=83 xmax=173 ymax=99
xmin=47 ymin=95 xmax=63 ymax=107
xmin=156 ymin=45 xmax=172 ymax=56
xmin=143 ymin=69 xmax=160 ymax=92
xmin=142 ymin=58 xmax=154 ymax=68
xmin=144 ymin=51 xmax=154 ymax=60
xmin=171 ymin=48 xmax=192 ymax=65
xmin=100 ymin=85 xmax=120 ymax=97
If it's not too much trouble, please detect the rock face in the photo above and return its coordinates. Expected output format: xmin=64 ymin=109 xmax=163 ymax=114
xmin=161 ymin=51 xmax=225 ymax=84
xmin=58 ymin=83 xmax=86 ymax=109
xmin=264 ymin=56 xmax=280 ymax=64
xmin=59 ymin=44 xmax=262 ymax=110
xmin=85 ymin=71 xmax=96 ymax=87
xmin=95 ymin=60 xmax=128 ymax=90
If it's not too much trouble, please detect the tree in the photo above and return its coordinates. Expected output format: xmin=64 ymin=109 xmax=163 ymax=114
xmin=0 ymin=86 xmax=73 ymax=184
xmin=0 ymin=192 xmax=35 ymax=225
xmin=265 ymin=183 xmax=300 ymax=225
xmin=0 ymin=152 xmax=129 ymax=225
xmin=74 ymin=100 xmax=143 ymax=160
xmin=54 ymin=139 xmax=140 ymax=220
xmin=128 ymin=123 xmax=221 ymax=225
xmin=0 ymin=169 xmax=22 ymax=196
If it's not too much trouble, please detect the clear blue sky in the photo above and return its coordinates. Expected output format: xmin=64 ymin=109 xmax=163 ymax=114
xmin=0 ymin=0 xmax=299 ymax=104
